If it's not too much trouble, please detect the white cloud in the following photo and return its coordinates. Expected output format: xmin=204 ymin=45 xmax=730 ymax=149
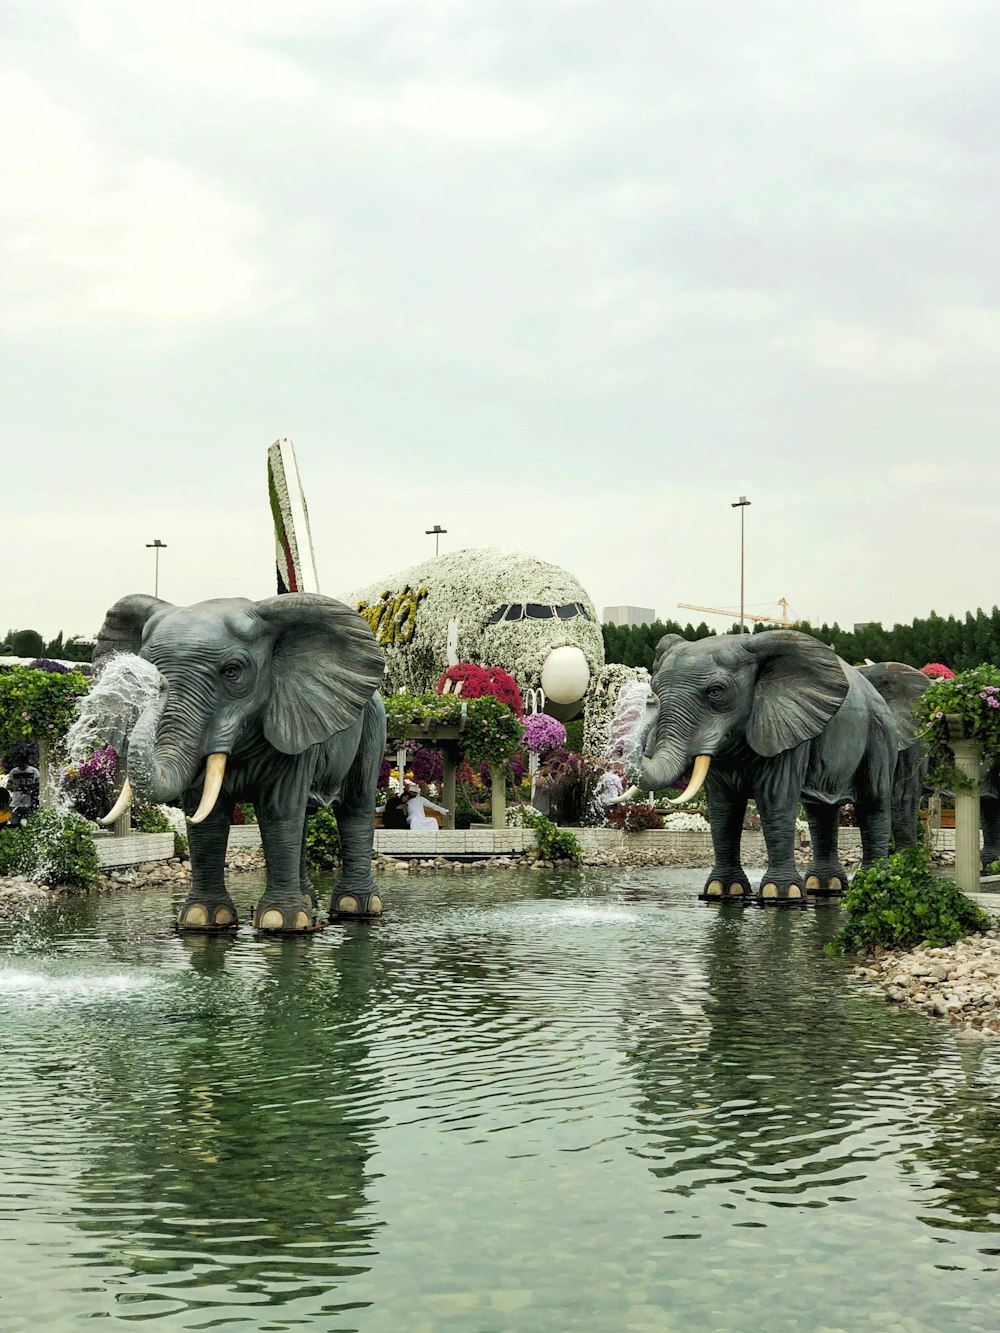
xmin=343 ymin=82 xmax=548 ymax=142
xmin=0 ymin=74 xmax=264 ymax=329
xmin=77 ymin=0 xmax=318 ymax=101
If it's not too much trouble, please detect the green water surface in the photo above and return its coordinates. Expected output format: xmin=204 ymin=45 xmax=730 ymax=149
xmin=1 ymin=867 xmax=998 ymax=1331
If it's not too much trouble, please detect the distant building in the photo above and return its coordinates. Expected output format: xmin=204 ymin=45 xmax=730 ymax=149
xmin=603 ymin=605 xmax=656 ymax=627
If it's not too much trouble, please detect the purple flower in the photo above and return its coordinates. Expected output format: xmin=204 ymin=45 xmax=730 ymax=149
xmin=935 ymin=711 xmax=944 ymax=719
xmin=521 ymin=713 xmax=567 ymax=755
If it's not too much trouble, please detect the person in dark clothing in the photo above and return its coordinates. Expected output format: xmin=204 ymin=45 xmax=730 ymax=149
xmin=379 ymin=793 xmax=410 ymax=829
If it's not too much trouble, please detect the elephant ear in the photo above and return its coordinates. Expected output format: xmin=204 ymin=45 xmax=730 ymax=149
xmin=743 ymin=631 xmax=850 ymax=757
xmin=858 ymin=662 xmax=930 ymax=750
xmin=255 ymin=593 xmax=385 ymax=755
xmin=652 ymin=633 xmax=685 ymax=677
xmin=94 ymin=594 xmax=172 ymax=669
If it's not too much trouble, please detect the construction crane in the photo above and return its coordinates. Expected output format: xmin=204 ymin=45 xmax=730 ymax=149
xmin=677 ymin=598 xmax=798 ymax=627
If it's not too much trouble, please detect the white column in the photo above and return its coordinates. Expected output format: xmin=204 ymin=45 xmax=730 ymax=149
xmin=952 ymin=739 xmax=982 ymax=893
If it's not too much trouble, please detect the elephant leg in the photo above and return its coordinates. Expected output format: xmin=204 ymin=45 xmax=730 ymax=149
xmin=982 ymin=796 xmax=1000 ymax=871
xmin=891 ymin=749 xmax=924 ymax=851
xmin=177 ymin=803 xmax=239 ymax=931
xmin=332 ymin=801 xmax=382 ymax=918
xmin=754 ymin=753 xmax=808 ymax=905
xmin=299 ymin=818 xmax=317 ymax=909
xmin=329 ymin=697 xmax=384 ymax=919
xmin=701 ymin=772 xmax=751 ymax=901
xmin=802 ymin=802 xmax=848 ymax=896
xmin=253 ymin=812 xmax=318 ymax=933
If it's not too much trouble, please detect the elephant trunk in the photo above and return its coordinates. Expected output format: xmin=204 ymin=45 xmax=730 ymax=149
xmin=623 ymin=686 xmax=706 ymax=796
xmin=126 ymin=682 xmax=204 ymax=804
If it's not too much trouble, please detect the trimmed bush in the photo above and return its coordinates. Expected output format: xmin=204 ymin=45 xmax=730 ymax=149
xmin=0 ymin=809 xmax=100 ymax=887
xmin=828 ymin=848 xmax=989 ymax=954
xmin=305 ymin=808 xmax=341 ymax=872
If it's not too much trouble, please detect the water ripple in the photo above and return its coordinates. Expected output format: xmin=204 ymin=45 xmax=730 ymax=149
xmin=0 ymin=868 xmax=999 ymax=1330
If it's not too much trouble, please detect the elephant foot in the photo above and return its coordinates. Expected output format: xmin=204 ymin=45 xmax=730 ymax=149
xmin=699 ymin=868 xmax=751 ymax=902
xmin=332 ymin=886 xmax=384 ymax=918
xmin=176 ymin=895 xmax=239 ymax=932
xmin=252 ymin=896 xmax=324 ymax=934
xmin=803 ymin=864 xmax=849 ymax=897
xmin=756 ymin=868 xmax=807 ymax=907
xmin=299 ymin=883 xmax=318 ymax=910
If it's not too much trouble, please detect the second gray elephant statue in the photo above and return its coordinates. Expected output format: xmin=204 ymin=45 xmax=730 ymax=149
xmin=626 ymin=630 xmax=928 ymax=903
xmin=94 ymin=592 xmax=387 ymax=932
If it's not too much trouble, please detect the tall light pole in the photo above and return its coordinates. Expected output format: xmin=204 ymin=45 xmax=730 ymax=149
xmin=146 ymin=539 xmax=167 ymax=597
xmin=730 ymin=497 xmax=750 ymax=633
xmin=425 ymin=524 xmax=447 ymax=557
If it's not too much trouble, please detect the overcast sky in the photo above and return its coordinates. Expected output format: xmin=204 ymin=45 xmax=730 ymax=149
xmin=5 ymin=0 xmax=999 ymax=641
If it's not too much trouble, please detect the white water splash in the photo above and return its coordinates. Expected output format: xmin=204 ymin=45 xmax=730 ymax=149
xmin=65 ymin=654 xmax=162 ymax=761
xmin=606 ymin=678 xmax=654 ymax=763
xmin=0 ymin=965 xmax=161 ymax=1007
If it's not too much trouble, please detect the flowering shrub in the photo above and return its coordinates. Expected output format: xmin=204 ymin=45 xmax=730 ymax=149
xmin=28 ymin=659 xmax=73 ymax=674
xmin=0 ymin=808 xmax=99 ymax=887
xmin=63 ymin=745 xmax=118 ymax=821
xmin=607 ymin=803 xmax=664 ymax=833
xmin=410 ymin=745 xmax=444 ymax=785
xmin=535 ymin=749 xmax=603 ymax=825
xmin=0 ymin=665 xmax=90 ymax=753
xmin=916 ymin=664 xmax=1000 ymax=785
xmin=437 ymin=662 xmax=524 ymax=715
xmin=521 ymin=713 xmax=567 ymax=756
xmin=384 ymin=691 xmax=524 ymax=770
xmin=921 ymin=663 xmax=955 ymax=679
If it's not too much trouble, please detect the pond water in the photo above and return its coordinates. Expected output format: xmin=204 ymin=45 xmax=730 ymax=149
xmin=1 ymin=867 xmax=999 ymax=1331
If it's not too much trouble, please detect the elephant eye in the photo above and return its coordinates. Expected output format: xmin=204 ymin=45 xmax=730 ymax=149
xmin=221 ymin=661 xmax=243 ymax=680
xmin=705 ymin=682 xmax=727 ymax=701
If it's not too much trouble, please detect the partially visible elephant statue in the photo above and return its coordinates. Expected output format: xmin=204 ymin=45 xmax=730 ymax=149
xmin=982 ymin=762 xmax=1000 ymax=870
xmin=625 ymin=630 xmax=903 ymax=903
xmin=856 ymin=661 xmax=931 ymax=850
xmin=94 ymin=592 xmax=386 ymax=933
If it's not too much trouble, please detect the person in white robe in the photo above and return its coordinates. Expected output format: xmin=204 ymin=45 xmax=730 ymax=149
xmin=404 ymin=782 xmax=448 ymax=830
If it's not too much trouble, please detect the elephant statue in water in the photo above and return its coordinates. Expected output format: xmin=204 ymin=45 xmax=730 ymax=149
xmin=624 ymin=630 xmax=905 ymax=903
xmin=856 ymin=660 xmax=932 ymax=850
xmin=94 ymin=592 xmax=386 ymax=932
xmin=983 ymin=763 xmax=1000 ymax=870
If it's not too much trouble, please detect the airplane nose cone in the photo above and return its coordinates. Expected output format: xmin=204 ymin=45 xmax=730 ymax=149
xmin=540 ymin=645 xmax=590 ymax=705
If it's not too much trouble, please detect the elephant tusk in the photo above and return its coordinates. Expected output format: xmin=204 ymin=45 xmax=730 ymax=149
xmin=188 ymin=753 xmax=228 ymax=825
xmin=606 ymin=784 xmax=642 ymax=806
xmin=98 ymin=777 xmax=134 ymax=826
xmin=664 ymin=755 xmax=711 ymax=805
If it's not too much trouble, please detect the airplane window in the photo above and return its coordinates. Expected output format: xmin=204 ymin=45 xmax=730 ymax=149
xmin=488 ymin=606 xmax=508 ymax=624
xmin=555 ymin=604 xmax=577 ymax=619
xmin=504 ymin=605 xmax=525 ymax=621
xmin=525 ymin=604 xmax=553 ymax=619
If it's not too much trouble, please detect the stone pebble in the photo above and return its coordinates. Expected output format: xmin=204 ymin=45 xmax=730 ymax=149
xmin=854 ymin=926 xmax=1000 ymax=1036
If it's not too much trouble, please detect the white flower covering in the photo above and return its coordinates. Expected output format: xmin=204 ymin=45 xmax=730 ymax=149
xmin=583 ymin=663 xmax=651 ymax=758
xmin=661 ymin=811 xmax=710 ymax=831
xmin=343 ymin=548 xmax=605 ymax=706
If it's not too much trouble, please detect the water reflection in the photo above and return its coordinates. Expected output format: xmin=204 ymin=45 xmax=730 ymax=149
xmin=2 ymin=870 xmax=1000 ymax=1330
xmin=8 ymin=908 xmax=386 ymax=1324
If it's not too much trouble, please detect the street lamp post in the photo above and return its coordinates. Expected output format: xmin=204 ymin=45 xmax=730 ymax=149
xmin=146 ymin=539 xmax=167 ymax=597
xmin=425 ymin=524 xmax=447 ymax=557
xmin=730 ymin=497 xmax=750 ymax=633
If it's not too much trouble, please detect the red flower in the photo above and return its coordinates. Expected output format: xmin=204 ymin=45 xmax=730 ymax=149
xmin=921 ymin=663 xmax=955 ymax=679
xmin=436 ymin=662 xmax=524 ymax=715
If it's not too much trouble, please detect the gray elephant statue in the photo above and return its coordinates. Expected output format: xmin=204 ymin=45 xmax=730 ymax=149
xmin=856 ymin=661 xmax=931 ymax=850
xmin=861 ymin=664 xmax=1000 ymax=870
xmin=626 ymin=630 xmax=903 ymax=903
xmin=983 ymin=763 xmax=1000 ymax=870
xmin=94 ymin=592 xmax=386 ymax=933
